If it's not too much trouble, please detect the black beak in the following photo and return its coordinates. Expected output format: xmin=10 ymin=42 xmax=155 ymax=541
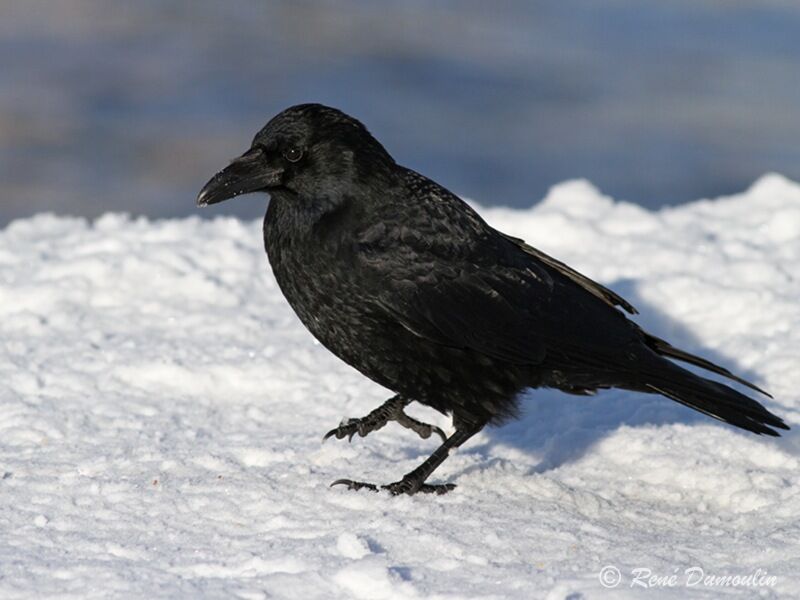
xmin=196 ymin=147 xmax=283 ymax=207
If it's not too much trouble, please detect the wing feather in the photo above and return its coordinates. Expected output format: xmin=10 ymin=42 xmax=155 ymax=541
xmin=499 ymin=233 xmax=638 ymax=314
xmin=376 ymin=267 xmax=548 ymax=365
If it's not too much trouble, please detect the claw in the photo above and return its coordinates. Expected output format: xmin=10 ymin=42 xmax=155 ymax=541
xmin=322 ymin=418 xmax=359 ymax=443
xmin=426 ymin=425 xmax=448 ymax=444
xmin=330 ymin=479 xmax=379 ymax=492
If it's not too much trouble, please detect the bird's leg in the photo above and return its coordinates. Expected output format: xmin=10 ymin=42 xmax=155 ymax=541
xmin=323 ymin=394 xmax=446 ymax=443
xmin=330 ymin=421 xmax=484 ymax=495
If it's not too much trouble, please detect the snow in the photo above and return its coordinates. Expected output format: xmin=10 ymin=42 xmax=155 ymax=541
xmin=1 ymin=174 xmax=799 ymax=599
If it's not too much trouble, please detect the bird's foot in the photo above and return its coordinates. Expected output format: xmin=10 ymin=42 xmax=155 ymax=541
xmin=330 ymin=477 xmax=456 ymax=496
xmin=383 ymin=477 xmax=456 ymax=495
xmin=323 ymin=418 xmax=382 ymax=443
xmin=393 ymin=411 xmax=448 ymax=443
xmin=322 ymin=395 xmax=446 ymax=443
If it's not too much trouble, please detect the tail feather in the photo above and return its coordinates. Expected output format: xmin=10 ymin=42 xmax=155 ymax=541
xmin=640 ymin=359 xmax=788 ymax=437
xmin=644 ymin=332 xmax=771 ymax=398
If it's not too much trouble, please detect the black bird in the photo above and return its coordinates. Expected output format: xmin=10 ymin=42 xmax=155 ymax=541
xmin=197 ymin=104 xmax=788 ymax=495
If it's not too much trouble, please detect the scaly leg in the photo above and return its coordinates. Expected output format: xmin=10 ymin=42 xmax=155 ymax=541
xmin=323 ymin=394 xmax=446 ymax=443
xmin=330 ymin=420 xmax=484 ymax=495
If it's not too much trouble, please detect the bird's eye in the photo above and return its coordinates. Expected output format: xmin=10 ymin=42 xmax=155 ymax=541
xmin=284 ymin=147 xmax=303 ymax=163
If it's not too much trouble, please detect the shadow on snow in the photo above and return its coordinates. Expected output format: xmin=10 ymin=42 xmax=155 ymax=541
xmin=459 ymin=277 xmax=792 ymax=477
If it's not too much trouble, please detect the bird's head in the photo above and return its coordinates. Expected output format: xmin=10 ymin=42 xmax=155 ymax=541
xmin=197 ymin=103 xmax=395 ymax=208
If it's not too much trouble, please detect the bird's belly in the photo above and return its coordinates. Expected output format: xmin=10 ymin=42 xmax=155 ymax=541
xmin=269 ymin=256 xmax=391 ymax=374
xmin=288 ymin=289 xmax=410 ymax=387
xmin=280 ymin=274 xmax=529 ymax=422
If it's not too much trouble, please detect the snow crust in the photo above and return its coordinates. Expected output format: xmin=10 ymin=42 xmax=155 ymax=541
xmin=1 ymin=174 xmax=799 ymax=598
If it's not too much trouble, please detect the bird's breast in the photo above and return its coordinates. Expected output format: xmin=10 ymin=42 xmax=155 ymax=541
xmin=264 ymin=200 xmax=380 ymax=359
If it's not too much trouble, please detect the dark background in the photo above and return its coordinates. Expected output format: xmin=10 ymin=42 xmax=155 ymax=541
xmin=2 ymin=0 xmax=799 ymax=226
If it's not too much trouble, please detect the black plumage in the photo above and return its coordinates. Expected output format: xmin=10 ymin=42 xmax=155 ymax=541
xmin=197 ymin=103 xmax=788 ymax=495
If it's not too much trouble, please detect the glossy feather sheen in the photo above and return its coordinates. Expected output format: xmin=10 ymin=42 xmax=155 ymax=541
xmin=180 ymin=102 xmax=790 ymax=489
xmin=252 ymin=105 xmax=786 ymax=438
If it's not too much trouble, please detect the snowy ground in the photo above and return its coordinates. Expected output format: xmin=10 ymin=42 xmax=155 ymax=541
xmin=1 ymin=174 xmax=799 ymax=599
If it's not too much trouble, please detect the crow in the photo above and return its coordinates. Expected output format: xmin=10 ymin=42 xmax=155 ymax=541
xmin=197 ymin=103 xmax=788 ymax=495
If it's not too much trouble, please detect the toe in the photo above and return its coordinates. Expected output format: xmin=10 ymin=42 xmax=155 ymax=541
xmin=430 ymin=425 xmax=448 ymax=443
xmin=330 ymin=479 xmax=379 ymax=492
